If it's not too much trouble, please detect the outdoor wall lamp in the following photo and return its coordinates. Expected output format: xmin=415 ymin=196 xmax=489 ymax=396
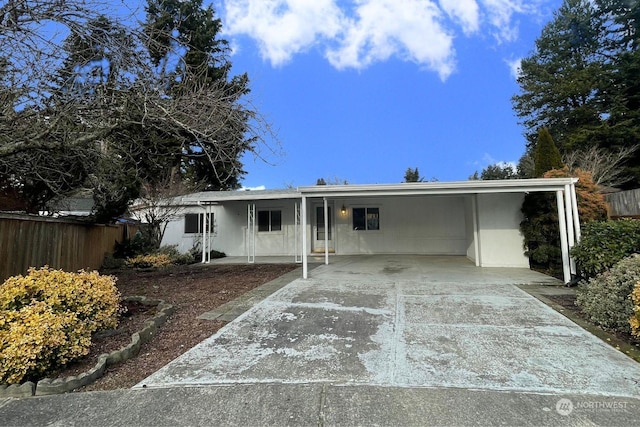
xmin=341 ymin=205 xmax=347 ymax=215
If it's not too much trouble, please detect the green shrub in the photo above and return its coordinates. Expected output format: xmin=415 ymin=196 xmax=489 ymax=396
xmin=113 ymin=231 xmax=153 ymax=259
xmin=520 ymin=168 xmax=607 ymax=278
xmin=209 ymin=249 xmax=226 ymax=259
xmin=571 ymin=219 xmax=640 ymax=279
xmin=0 ymin=267 xmax=121 ymax=384
xmin=157 ymin=245 xmax=196 ymax=265
xmin=188 ymin=243 xmax=226 ymax=261
xmin=101 ymin=253 xmax=127 ymax=270
xmin=576 ymin=254 xmax=640 ymax=335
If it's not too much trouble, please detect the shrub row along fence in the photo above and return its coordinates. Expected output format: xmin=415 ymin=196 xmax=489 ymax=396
xmin=0 ymin=213 xmax=137 ymax=282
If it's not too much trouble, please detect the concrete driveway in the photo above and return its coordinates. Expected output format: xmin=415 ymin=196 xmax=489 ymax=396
xmin=138 ymin=256 xmax=640 ymax=397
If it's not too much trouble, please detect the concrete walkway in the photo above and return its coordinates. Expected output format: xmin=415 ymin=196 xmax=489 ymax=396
xmin=2 ymin=256 xmax=640 ymax=426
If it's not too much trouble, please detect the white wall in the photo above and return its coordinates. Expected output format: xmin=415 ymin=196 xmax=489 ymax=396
xmin=161 ymin=193 xmax=529 ymax=267
xmin=330 ymin=196 xmax=467 ymax=255
xmin=476 ymin=193 xmax=529 ymax=267
xmin=161 ymin=200 xmax=300 ymax=257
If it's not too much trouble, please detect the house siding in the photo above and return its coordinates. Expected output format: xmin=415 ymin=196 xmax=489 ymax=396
xmin=333 ymin=196 xmax=467 ymax=255
xmin=476 ymin=193 xmax=529 ymax=268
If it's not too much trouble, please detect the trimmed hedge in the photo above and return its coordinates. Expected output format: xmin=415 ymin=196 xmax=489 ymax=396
xmin=571 ymin=219 xmax=640 ymax=279
xmin=576 ymin=254 xmax=640 ymax=335
xmin=0 ymin=267 xmax=120 ymax=384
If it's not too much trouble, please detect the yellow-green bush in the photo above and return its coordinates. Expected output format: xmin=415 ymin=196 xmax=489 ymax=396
xmin=126 ymin=253 xmax=172 ymax=269
xmin=631 ymin=281 xmax=640 ymax=339
xmin=0 ymin=267 xmax=120 ymax=384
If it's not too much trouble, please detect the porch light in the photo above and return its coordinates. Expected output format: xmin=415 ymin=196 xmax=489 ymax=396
xmin=341 ymin=205 xmax=347 ymax=215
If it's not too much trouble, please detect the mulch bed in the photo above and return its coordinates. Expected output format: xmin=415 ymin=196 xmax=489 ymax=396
xmin=48 ymin=263 xmax=298 ymax=391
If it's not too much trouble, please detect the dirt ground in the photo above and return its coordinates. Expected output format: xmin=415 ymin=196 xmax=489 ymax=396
xmin=52 ymin=263 xmax=298 ymax=391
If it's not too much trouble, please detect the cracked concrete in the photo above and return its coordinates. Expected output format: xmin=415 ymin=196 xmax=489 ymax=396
xmin=137 ymin=256 xmax=640 ymax=398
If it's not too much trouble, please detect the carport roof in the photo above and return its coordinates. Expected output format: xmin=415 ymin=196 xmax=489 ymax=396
xmin=298 ymin=178 xmax=579 ymax=198
xmin=179 ymin=178 xmax=579 ymax=203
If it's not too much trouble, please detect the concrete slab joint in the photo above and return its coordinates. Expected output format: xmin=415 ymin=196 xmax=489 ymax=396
xmin=0 ymin=296 xmax=174 ymax=398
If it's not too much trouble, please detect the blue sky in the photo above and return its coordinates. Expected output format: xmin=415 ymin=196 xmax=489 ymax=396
xmin=140 ymin=0 xmax=562 ymax=189
xmin=213 ymin=0 xmax=564 ymax=190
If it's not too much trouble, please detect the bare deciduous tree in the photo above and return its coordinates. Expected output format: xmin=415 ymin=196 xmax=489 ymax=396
xmin=0 ymin=0 xmax=277 ymax=218
xmin=130 ymin=172 xmax=190 ymax=250
xmin=563 ymin=145 xmax=640 ymax=188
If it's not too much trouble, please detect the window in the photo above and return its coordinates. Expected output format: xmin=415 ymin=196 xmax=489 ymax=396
xmin=353 ymin=207 xmax=379 ymax=231
xmin=257 ymin=210 xmax=282 ymax=232
xmin=184 ymin=213 xmax=214 ymax=234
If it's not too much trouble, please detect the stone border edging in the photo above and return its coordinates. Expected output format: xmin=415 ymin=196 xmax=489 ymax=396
xmin=0 ymin=296 xmax=174 ymax=398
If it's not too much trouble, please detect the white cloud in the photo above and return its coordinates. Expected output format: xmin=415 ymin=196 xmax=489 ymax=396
xmin=326 ymin=0 xmax=455 ymax=80
xmin=220 ymin=0 xmax=549 ymax=77
xmin=438 ymin=0 xmax=480 ymax=35
xmin=223 ymin=0 xmax=345 ymax=66
xmin=239 ymin=185 xmax=266 ymax=191
xmin=482 ymin=153 xmax=517 ymax=169
xmin=480 ymin=0 xmax=540 ymax=43
xmin=505 ymin=57 xmax=522 ymax=79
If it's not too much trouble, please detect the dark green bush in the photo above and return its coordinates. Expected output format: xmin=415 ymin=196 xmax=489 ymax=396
xmin=113 ymin=232 xmax=149 ymax=259
xmin=157 ymin=245 xmax=196 ymax=265
xmin=572 ymin=219 xmax=640 ymax=279
xmin=209 ymin=249 xmax=226 ymax=259
xmin=576 ymin=254 xmax=640 ymax=335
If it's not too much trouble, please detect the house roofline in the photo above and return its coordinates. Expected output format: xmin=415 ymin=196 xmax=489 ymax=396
xmin=298 ymin=178 xmax=579 ymax=197
xmin=173 ymin=178 xmax=579 ymax=203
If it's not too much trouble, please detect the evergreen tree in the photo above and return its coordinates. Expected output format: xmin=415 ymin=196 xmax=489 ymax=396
xmin=534 ymin=128 xmax=564 ymax=177
xmin=513 ymin=0 xmax=608 ymax=152
xmin=594 ymin=0 xmax=640 ymax=186
xmin=404 ymin=167 xmax=422 ymax=182
xmin=144 ymin=0 xmax=251 ymax=191
xmin=522 ymin=129 xmax=565 ymax=277
xmin=481 ymin=164 xmax=517 ymax=180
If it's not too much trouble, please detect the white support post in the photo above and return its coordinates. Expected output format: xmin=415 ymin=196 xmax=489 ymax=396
xmin=556 ymin=190 xmax=571 ymax=284
xmin=302 ymin=196 xmax=308 ymax=278
xmin=201 ymin=207 xmax=207 ymax=264
xmin=198 ymin=202 xmax=210 ymax=264
xmin=294 ymin=202 xmax=301 ymax=263
xmin=472 ymin=194 xmax=480 ymax=267
xmin=247 ymin=203 xmax=256 ymax=264
xmin=323 ymin=197 xmax=329 ymax=265
xmin=564 ymin=185 xmax=576 ymax=275
xmin=208 ymin=205 xmax=212 ymax=264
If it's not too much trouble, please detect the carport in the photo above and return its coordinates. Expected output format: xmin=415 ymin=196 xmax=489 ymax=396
xmin=298 ymin=178 xmax=580 ymax=283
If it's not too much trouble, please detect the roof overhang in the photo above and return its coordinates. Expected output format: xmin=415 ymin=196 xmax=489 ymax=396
xmin=298 ymin=178 xmax=579 ymax=198
xmin=171 ymin=178 xmax=579 ymax=204
xmin=180 ymin=189 xmax=301 ymax=203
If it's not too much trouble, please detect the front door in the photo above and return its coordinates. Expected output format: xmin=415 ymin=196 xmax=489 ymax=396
xmin=313 ymin=204 xmax=334 ymax=253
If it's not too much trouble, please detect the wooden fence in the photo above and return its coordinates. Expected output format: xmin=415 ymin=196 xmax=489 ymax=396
xmin=0 ymin=213 xmax=137 ymax=282
xmin=605 ymin=189 xmax=640 ymax=218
